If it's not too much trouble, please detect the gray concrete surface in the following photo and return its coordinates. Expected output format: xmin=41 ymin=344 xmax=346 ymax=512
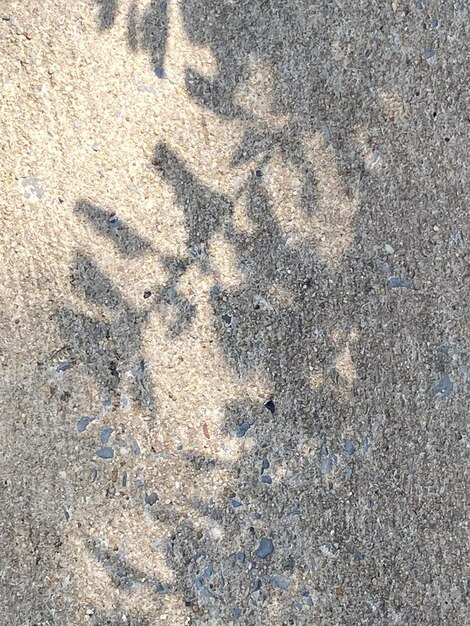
xmin=0 ymin=1 xmax=468 ymax=625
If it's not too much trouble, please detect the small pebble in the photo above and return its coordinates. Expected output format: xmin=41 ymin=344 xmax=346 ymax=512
xmin=255 ymin=170 xmax=263 ymax=178
xmin=230 ymin=498 xmax=243 ymax=508
xmin=264 ymin=400 xmax=275 ymax=414
xmin=145 ymin=492 xmax=159 ymax=506
xmin=135 ymin=479 xmax=144 ymax=489
xmin=143 ymin=290 xmax=152 ymax=299
xmin=100 ymin=426 xmax=114 ymax=444
xmin=222 ymin=313 xmax=232 ymax=324
xmin=423 ymin=48 xmax=435 ymax=59
xmin=235 ymin=422 xmax=251 ymax=437
xmin=97 ymin=447 xmax=114 ymax=459
xmin=154 ymin=66 xmax=165 ymax=79
xmin=261 ymin=475 xmax=272 ymax=484
xmin=252 ymin=578 xmax=262 ymax=592
xmin=77 ymin=416 xmax=94 ymax=433
xmin=261 ymin=457 xmax=270 ymax=472
xmin=255 ymin=537 xmax=274 ymax=559
xmin=387 ymin=276 xmax=412 ymax=289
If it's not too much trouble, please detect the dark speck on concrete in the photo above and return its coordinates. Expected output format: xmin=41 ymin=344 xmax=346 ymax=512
xmin=387 ymin=276 xmax=412 ymax=289
xmin=97 ymin=447 xmax=114 ymax=459
xmin=261 ymin=457 xmax=270 ymax=471
xmin=264 ymin=400 xmax=275 ymax=414
xmin=433 ymin=374 xmax=453 ymax=399
xmin=210 ymin=285 xmax=220 ymax=297
xmin=424 ymin=48 xmax=435 ymax=59
xmin=63 ymin=507 xmax=70 ymax=521
xmin=236 ymin=422 xmax=251 ymax=437
xmin=261 ymin=475 xmax=272 ymax=484
xmin=143 ymin=290 xmax=152 ymax=299
xmin=265 ymin=574 xmax=289 ymax=590
xmin=255 ymin=169 xmax=263 ymax=177
xmin=77 ymin=416 xmax=94 ymax=432
xmin=145 ymin=492 xmax=159 ymax=506
xmin=102 ymin=399 xmax=112 ymax=408
xmin=155 ymin=66 xmax=165 ymax=79
xmin=355 ymin=551 xmax=366 ymax=561
xmin=100 ymin=426 xmax=114 ymax=444
xmin=222 ymin=313 xmax=232 ymax=324
xmin=230 ymin=498 xmax=243 ymax=508
xmin=255 ymin=537 xmax=274 ymax=559
xmin=252 ymin=578 xmax=262 ymax=592
xmin=344 ymin=441 xmax=356 ymax=455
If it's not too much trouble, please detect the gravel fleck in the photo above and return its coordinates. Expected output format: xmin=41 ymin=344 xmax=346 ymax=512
xmin=235 ymin=422 xmax=251 ymax=437
xmin=236 ymin=551 xmax=245 ymax=563
xmin=387 ymin=276 xmax=412 ymax=289
xmin=261 ymin=475 xmax=272 ymax=484
xmin=233 ymin=606 xmax=243 ymax=619
xmin=96 ymin=447 xmax=114 ymax=459
xmin=145 ymin=492 xmax=159 ymax=506
xmin=265 ymin=574 xmax=289 ymax=590
xmin=56 ymin=361 xmax=71 ymax=372
xmin=344 ymin=441 xmax=356 ymax=455
xmin=255 ymin=537 xmax=274 ymax=559
xmin=264 ymin=400 xmax=275 ymax=413
xmin=77 ymin=416 xmax=94 ymax=432
xmin=433 ymin=374 xmax=454 ymax=399
xmin=100 ymin=426 xmax=114 ymax=444
xmin=193 ymin=577 xmax=215 ymax=598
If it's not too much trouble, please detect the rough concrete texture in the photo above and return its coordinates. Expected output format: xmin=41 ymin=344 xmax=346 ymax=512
xmin=0 ymin=1 xmax=469 ymax=625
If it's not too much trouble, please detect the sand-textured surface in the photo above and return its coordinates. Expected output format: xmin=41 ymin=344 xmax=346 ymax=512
xmin=1 ymin=1 xmax=469 ymax=624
